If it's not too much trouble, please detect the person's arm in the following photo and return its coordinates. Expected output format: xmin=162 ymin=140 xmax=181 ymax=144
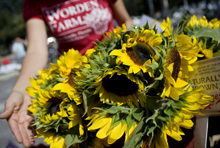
xmin=0 ymin=18 xmax=48 ymax=148
xmin=110 ymin=0 xmax=133 ymax=28
xmin=13 ymin=19 xmax=48 ymax=93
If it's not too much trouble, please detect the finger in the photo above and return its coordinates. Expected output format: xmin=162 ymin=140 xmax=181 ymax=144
xmin=27 ymin=108 xmax=36 ymax=136
xmin=19 ymin=123 xmax=31 ymax=147
xmin=25 ymin=119 xmax=35 ymax=145
xmin=0 ymin=103 xmax=15 ymax=119
xmin=29 ymin=119 xmax=37 ymax=136
xmin=8 ymin=118 xmax=23 ymax=143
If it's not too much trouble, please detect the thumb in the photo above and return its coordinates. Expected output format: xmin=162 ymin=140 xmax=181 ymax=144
xmin=0 ymin=102 xmax=16 ymax=119
xmin=0 ymin=91 xmax=24 ymax=119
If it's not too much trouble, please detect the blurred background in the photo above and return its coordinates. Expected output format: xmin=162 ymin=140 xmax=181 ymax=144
xmin=0 ymin=0 xmax=220 ymax=148
xmin=0 ymin=0 xmax=219 ymax=59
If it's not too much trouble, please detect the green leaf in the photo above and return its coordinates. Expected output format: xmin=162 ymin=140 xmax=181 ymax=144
xmin=32 ymin=120 xmax=40 ymax=126
xmin=103 ymin=34 xmax=109 ymax=43
xmin=109 ymin=112 xmax=124 ymax=130
xmin=121 ymin=25 xmax=139 ymax=43
xmin=157 ymin=115 xmax=170 ymax=122
xmin=126 ymin=114 xmax=135 ymax=130
xmin=94 ymin=105 xmax=122 ymax=115
xmin=64 ymin=128 xmax=86 ymax=148
xmin=170 ymin=99 xmax=186 ymax=109
xmin=106 ymin=32 xmax=117 ymax=52
xmin=143 ymin=21 xmax=150 ymax=30
xmin=194 ymin=27 xmax=220 ymax=42
xmin=82 ymin=91 xmax=88 ymax=116
xmin=213 ymin=50 xmax=220 ymax=57
xmin=65 ymin=134 xmax=74 ymax=148
xmin=145 ymin=61 xmax=159 ymax=70
xmin=36 ymin=124 xmax=44 ymax=129
xmin=145 ymin=96 xmax=162 ymax=112
xmin=216 ymin=27 xmax=220 ymax=39
xmin=147 ymin=125 xmax=157 ymax=136
xmin=164 ymin=107 xmax=178 ymax=117
xmin=89 ymin=61 xmax=99 ymax=72
xmin=109 ymin=120 xmax=121 ymax=131
xmin=175 ymin=13 xmax=191 ymax=35
xmin=132 ymin=109 xmax=144 ymax=121
xmin=122 ymin=118 xmax=146 ymax=148
xmin=55 ymin=77 xmax=66 ymax=82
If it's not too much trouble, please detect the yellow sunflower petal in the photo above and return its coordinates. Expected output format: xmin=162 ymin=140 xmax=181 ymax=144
xmin=50 ymin=137 xmax=66 ymax=148
xmin=96 ymin=118 xmax=112 ymax=139
xmin=107 ymin=122 xmax=125 ymax=144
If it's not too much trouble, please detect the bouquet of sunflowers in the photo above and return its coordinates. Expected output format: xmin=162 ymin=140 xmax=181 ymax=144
xmin=27 ymin=13 xmax=220 ymax=148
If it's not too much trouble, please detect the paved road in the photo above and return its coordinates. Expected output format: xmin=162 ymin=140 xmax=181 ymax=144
xmin=0 ymin=76 xmax=46 ymax=148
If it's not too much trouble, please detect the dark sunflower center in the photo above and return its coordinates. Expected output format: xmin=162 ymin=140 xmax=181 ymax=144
xmin=127 ymin=42 xmax=155 ymax=65
xmin=46 ymin=97 xmax=62 ymax=115
xmin=165 ymin=47 xmax=181 ymax=81
xmin=102 ymin=74 xmax=139 ymax=96
xmin=143 ymin=72 xmax=155 ymax=85
xmin=198 ymin=51 xmax=206 ymax=60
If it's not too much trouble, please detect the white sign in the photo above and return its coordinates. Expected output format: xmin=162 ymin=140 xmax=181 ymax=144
xmin=188 ymin=56 xmax=220 ymax=112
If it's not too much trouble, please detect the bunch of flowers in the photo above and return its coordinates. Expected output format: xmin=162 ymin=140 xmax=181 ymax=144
xmin=27 ymin=13 xmax=219 ymax=148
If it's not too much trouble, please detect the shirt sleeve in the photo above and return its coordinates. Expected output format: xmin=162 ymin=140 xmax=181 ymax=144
xmin=23 ymin=0 xmax=43 ymax=22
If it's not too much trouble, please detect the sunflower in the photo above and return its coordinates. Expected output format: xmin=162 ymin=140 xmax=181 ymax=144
xmin=26 ymin=78 xmax=41 ymax=98
xmin=197 ymin=39 xmax=214 ymax=59
xmin=37 ymin=69 xmax=54 ymax=84
xmin=36 ymin=129 xmax=67 ymax=148
xmin=160 ymin=19 xmax=202 ymax=80
xmin=85 ymin=48 xmax=96 ymax=58
xmin=94 ymin=69 xmax=146 ymax=107
xmin=113 ymin=23 xmax=127 ymax=38
xmin=50 ymin=49 xmax=88 ymax=77
xmin=36 ymin=88 xmax=84 ymax=131
xmin=27 ymin=16 xmax=215 ymax=148
xmin=160 ymin=17 xmax=172 ymax=37
xmin=53 ymin=82 xmax=82 ymax=105
xmin=137 ymin=84 xmax=213 ymax=148
xmin=153 ymin=87 xmax=213 ymax=148
xmin=28 ymin=89 xmax=68 ymax=148
xmin=175 ymin=35 xmax=202 ymax=59
xmin=87 ymin=114 xmax=137 ymax=145
xmin=161 ymin=63 xmax=185 ymax=100
xmin=161 ymin=55 xmax=193 ymax=101
xmin=67 ymin=102 xmax=84 ymax=135
xmin=151 ymin=125 xmax=185 ymax=148
xmin=186 ymin=15 xmax=209 ymax=29
xmin=182 ymin=15 xmax=220 ymax=58
xmin=160 ymin=47 xmax=184 ymax=100
xmin=32 ymin=88 xmax=68 ymax=119
xmin=184 ymin=88 xmax=213 ymax=115
xmin=209 ymin=18 xmax=220 ymax=29
xmin=45 ymin=136 xmax=66 ymax=148
xmin=26 ymin=67 xmax=56 ymax=98
xmin=28 ymin=87 xmax=84 ymax=142
xmin=175 ymin=35 xmax=203 ymax=78
xmin=180 ymin=28 xmax=214 ymax=60
xmin=110 ymin=27 xmax=162 ymax=75
xmin=28 ymin=99 xmax=39 ymax=114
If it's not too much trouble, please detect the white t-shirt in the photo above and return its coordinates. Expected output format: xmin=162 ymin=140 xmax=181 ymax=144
xmin=12 ymin=42 xmax=26 ymax=58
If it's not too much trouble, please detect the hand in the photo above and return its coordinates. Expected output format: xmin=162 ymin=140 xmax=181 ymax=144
xmin=0 ymin=91 xmax=35 ymax=148
xmin=125 ymin=19 xmax=134 ymax=29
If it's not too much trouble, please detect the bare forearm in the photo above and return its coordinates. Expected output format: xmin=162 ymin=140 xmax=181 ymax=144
xmin=12 ymin=52 xmax=48 ymax=93
xmin=11 ymin=19 xmax=49 ymax=94
xmin=110 ymin=0 xmax=133 ymax=27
